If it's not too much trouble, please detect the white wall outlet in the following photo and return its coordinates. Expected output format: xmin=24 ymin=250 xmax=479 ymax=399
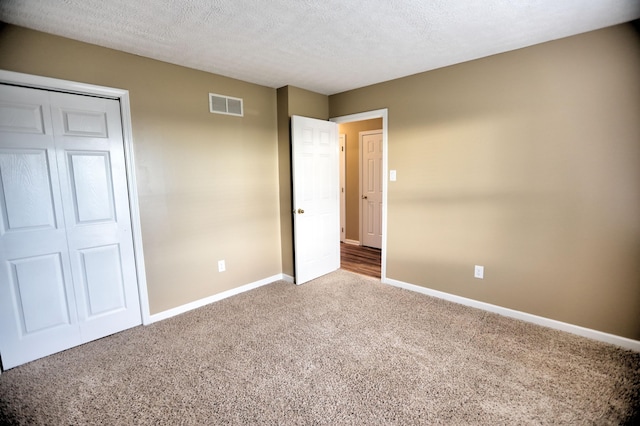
xmin=390 ymin=170 xmax=397 ymax=181
xmin=218 ymin=260 xmax=226 ymax=272
xmin=474 ymin=265 xmax=484 ymax=279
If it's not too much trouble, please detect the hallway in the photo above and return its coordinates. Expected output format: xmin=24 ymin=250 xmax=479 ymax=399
xmin=340 ymin=243 xmax=381 ymax=279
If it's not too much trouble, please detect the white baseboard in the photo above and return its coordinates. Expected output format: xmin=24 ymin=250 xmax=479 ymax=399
xmin=344 ymin=239 xmax=360 ymax=246
xmin=147 ymin=274 xmax=288 ymax=324
xmin=383 ymin=277 xmax=640 ymax=352
xmin=281 ymin=274 xmax=294 ymax=283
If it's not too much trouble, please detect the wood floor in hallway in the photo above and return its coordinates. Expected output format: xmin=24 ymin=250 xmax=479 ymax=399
xmin=340 ymin=243 xmax=381 ymax=279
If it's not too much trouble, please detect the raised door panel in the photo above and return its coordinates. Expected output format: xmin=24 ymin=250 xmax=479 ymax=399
xmin=0 ymin=149 xmax=57 ymax=233
xmin=60 ymin=108 xmax=108 ymax=138
xmin=0 ymin=101 xmax=45 ymax=135
xmin=366 ymin=202 xmax=375 ymax=235
xmin=364 ymin=157 xmax=376 ymax=240
xmin=1 ymin=252 xmax=81 ymax=368
xmin=79 ymin=244 xmax=126 ymax=317
xmin=67 ymin=151 xmax=116 ymax=224
xmin=9 ymin=253 xmax=73 ymax=334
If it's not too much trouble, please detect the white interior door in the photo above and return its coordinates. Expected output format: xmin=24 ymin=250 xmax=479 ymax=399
xmin=361 ymin=131 xmax=383 ymax=249
xmin=292 ymin=115 xmax=339 ymax=285
xmin=0 ymin=85 xmax=141 ymax=369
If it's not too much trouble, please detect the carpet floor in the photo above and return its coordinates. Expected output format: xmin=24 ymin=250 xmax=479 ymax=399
xmin=1 ymin=270 xmax=639 ymax=425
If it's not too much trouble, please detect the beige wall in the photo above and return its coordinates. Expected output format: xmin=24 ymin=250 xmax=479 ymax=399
xmin=338 ymin=119 xmax=382 ymax=241
xmin=0 ymin=25 xmax=282 ymax=314
xmin=2 ymin=22 xmax=639 ymax=341
xmin=330 ymin=24 xmax=640 ymax=340
xmin=287 ymin=86 xmax=329 ymax=120
xmin=276 ymin=86 xmax=328 ymax=276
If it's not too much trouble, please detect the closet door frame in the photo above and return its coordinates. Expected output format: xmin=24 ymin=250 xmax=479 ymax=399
xmin=0 ymin=70 xmax=151 ymax=326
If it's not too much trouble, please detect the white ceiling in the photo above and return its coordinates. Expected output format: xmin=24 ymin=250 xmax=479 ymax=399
xmin=1 ymin=1 xmax=639 ymax=95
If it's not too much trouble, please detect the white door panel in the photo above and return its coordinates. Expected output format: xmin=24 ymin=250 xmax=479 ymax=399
xmin=67 ymin=152 xmax=116 ymax=223
xmin=8 ymin=253 xmax=74 ymax=333
xmin=0 ymin=85 xmax=140 ymax=369
xmin=0 ymin=100 xmax=46 ymax=135
xmin=0 ymin=247 xmax=81 ymax=368
xmin=292 ymin=116 xmax=339 ymax=285
xmin=0 ymin=149 xmax=57 ymax=232
xmin=79 ymin=244 xmax=126 ymax=316
xmin=58 ymin=108 xmax=109 ymax=138
xmin=2 ymin=251 xmax=81 ymax=367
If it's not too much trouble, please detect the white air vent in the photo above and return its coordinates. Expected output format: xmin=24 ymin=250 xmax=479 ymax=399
xmin=209 ymin=93 xmax=243 ymax=117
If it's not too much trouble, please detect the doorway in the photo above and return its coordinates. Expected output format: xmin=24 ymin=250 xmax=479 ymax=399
xmin=331 ymin=109 xmax=388 ymax=280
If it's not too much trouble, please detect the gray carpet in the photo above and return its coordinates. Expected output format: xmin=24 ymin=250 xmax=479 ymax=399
xmin=1 ymin=270 xmax=639 ymax=425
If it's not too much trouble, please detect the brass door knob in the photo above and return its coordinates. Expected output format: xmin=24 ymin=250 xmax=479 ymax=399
xmin=362 ymin=195 xmax=368 ymax=199
xmin=297 ymin=208 xmax=305 ymax=214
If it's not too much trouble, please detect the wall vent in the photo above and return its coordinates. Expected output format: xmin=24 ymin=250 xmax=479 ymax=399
xmin=209 ymin=93 xmax=243 ymax=117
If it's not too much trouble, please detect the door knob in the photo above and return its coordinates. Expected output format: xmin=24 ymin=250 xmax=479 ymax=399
xmin=297 ymin=208 xmax=305 ymax=214
xmin=362 ymin=195 xmax=368 ymax=199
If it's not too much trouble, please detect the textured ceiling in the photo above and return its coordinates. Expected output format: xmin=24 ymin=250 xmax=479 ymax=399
xmin=1 ymin=1 xmax=639 ymax=95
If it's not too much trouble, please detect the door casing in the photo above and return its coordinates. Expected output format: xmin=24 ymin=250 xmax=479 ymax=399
xmin=330 ymin=109 xmax=388 ymax=281
xmin=0 ymin=70 xmax=151 ymax=327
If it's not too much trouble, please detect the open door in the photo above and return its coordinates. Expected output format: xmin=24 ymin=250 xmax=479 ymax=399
xmin=291 ymin=115 xmax=339 ymax=285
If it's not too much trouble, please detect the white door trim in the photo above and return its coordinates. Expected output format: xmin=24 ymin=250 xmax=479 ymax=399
xmin=0 ymin=70 xmax=151 ymax=325
xmin=330 ymin=109 xmax=388 ymax=281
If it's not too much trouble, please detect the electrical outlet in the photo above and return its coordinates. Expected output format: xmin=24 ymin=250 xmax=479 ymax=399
xmin=218 ymin=260 xmax=226 ymax=272
xmin=474 ymin=265 xmax=484 ymax=279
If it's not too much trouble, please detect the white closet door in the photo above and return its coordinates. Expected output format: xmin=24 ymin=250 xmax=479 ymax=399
xmin=50 ymin=91 xmax=140 ymax=343
xmin=0 ymin=85 xmax=141 ymax=369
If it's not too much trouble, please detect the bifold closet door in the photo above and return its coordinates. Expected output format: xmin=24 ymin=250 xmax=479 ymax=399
xmin=0 ymin=84 xmax=141 ymax=369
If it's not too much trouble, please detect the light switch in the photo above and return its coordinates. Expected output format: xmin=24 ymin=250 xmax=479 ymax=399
xmin=390 ymin=170 xmax=397 ymax=181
